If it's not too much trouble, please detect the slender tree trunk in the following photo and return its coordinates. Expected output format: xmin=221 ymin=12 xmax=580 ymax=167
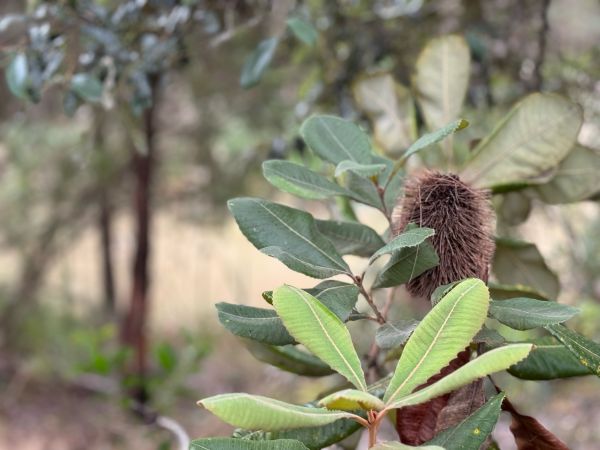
xmin=92 ymin=110 xmax=116 ymax=315
xmin=98 ymin=193 xmax=116 ymax=313
xmin=121 ymin=74 xmax=160 ymax=404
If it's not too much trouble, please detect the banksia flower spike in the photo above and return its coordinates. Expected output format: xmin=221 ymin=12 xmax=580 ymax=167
xmin=392 ymin=170 xmax=495 ymax=299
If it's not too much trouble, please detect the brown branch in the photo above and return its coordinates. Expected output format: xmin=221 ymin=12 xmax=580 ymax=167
xmin=354 ymin=275 xmax=385 ymax=324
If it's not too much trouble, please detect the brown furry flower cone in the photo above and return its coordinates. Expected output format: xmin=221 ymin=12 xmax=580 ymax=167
xmin=391 ymin=171 xmax=495 ymax=299
xmin=391 ymin=171 xmax=495 ymax=445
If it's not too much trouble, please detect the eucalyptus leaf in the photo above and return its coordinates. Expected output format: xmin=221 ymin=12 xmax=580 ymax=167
xmin=6 ymin=52 xmax=29 ymax=100
xmin=492 ymin=238 xmax=560 ymax=299
xmin=240 ymin=37 xmax=279 ymax=88
xmin=190 ymin=438 xmax=310 ymax=449
xmin=353 ymin=74 xmax=416 ymax=154
xmin=199 ymin=394 xmax=357 ymax=430
xmin=216 ymin=303 xmax=294 ymax=346
xmin=71 ymin=73 xmax=103 ymax=102
xmin=384 ymin=279 xmax=489 ymax=405
xmin=489 ymin=298 xmax=578 ymax=330
xmin=545 ymin=324 xmax=600 ymax=377
xmin=426 ymin=392 xmax=505 ymax=449
xmin=287 ymin=17 xmax=318 ymax=46
xmin=228 ymin=198 xmax=351 ymax=279
xmin=262 ymin=160 xmax=350 ymax=200
xmin=300 ymin=115 xmax=372 ymax=165
xmin=508 ymin=337 xmax=592 ymax=380
xmin=462 ymin=93 xmax=583 ymax=191
xmin=273 ymin=285 xmax=367 ymax=390
xmin=315 ymin=220 xmax=385 ymax=257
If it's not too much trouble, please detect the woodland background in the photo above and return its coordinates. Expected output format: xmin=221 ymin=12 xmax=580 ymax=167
xmin=0 ymin=1 xmax=599 ymax=449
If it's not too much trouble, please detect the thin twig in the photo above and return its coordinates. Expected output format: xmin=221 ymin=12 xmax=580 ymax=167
xmin=354 ymin=276 xmax=385 ymax=324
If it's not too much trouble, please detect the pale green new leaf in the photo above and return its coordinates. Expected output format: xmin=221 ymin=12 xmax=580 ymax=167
xmin=489 ymin=298 xmax=579 ymax=330
xmin=319 ymin=389 xmax=385 ymax=412
xmin=370 ymin=227 xmax=435 ymax=263
xmin=384 ymin=279 xmax=489 ymax=405
xmin=228 ymin=198 xmax=350 ymax=279
xmin=461 ymin=93 xmax=582 ymax=191
xmin=387 ymin=344 xmax=533 ymax=409
xmin=300 ymin=115 xmax=372 ymax=165
xmin=190 ymin=438 xmax=310 ymax=449
xmin=199 ymin=393 xmax=357 ymax=430
xmin=273 ymin=285 xmax=367 ymax=390
xmin=262 ymin=160 xmax=350 ymax=200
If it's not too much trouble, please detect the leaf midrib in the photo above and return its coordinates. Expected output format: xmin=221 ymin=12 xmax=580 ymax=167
xmin=386 ymin=281 xmax=478 ymax=404
xmin=295 ymin=287 xmax=366 ymax=390
xmin=319 ymin=118 xmax=364 ymax=163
